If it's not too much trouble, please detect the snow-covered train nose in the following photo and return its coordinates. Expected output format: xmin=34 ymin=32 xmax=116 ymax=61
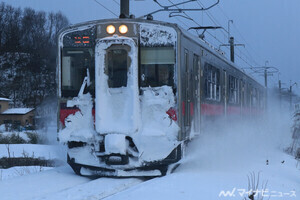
xmin=103 ymin=134 xmax=130 ymax=165
xmin=104 ymin=134 xmax=127 ymax=155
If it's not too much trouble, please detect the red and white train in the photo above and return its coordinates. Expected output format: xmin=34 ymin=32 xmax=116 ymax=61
xmin=57 ymin=16 xmax=265 ymax=177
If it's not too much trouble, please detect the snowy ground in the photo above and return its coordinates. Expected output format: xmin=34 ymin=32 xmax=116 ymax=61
xmin=0 ymin=165 xmax=143 ymax=200
xmin=0 ymin=114 xmax=299 ymax=200
xmin=0 ymin=166 xmax=54 ymax=181
xmin=0 ymin=144 xmax=65 ymax=160
xmin=105 ymin=118 xmax=300 ymax=200
xmin=105 ymin=150 xmax=299 ymax=200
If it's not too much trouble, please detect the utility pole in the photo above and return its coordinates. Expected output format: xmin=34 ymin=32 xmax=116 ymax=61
xmin=219 ymin=20 xmax=244 ymax=63
xmin=242 ymin=64 xmax=279 ymax=111
xmin=219 ymin=36 xmax=244 ymax=63
xmin=289 ymin=81 xmax=297 ymax=111
xmin=264 ymin=68 xmax=268 ymax=87
xmin=120 ymin=0 xmax=129 ymax=18
xmin=229 ymin=37 xmax=235 ymax=62
xmin=278 ymin=79 xmax=282 ymax=111
xmin=264 ymin=61 xmax=269 ymax=88
xmin=228 ymin=20 xmax=233 ymax=40
xmin=242 ymin=61 xmax=278 ymax=89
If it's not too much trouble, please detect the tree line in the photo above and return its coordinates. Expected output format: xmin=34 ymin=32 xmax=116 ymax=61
xmin=0 ymin=2 xmax=69 ymax=107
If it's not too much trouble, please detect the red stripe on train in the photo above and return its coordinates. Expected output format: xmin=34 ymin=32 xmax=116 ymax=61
xmin=201 ymin=104 xmax=224 ymax=116
xmin=60 ymin=109 xmax=79 ymax=126
xmin=190 ymin=102 xmax=194 ymax=116
xmin=182 ymin=101 xmax=185 ymax=116
xmin=227 ymin=106 xmax=240 ymax=115
xmin=60 ymin=109 xmax=95 ymax=126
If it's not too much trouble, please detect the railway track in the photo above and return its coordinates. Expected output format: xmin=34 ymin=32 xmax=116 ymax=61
xmin=0 ymin=165 xmax=148 ymax=200
xmin=37 ymin=176 xmax=145 ymax=200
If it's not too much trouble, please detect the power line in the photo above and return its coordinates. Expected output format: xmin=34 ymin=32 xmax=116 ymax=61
xmin=196 ymin=1 xmax=228 ymax=37
xmin=216 ymin=4 xmax=263 ymax=66
xmin=113 ymin=0 xmax=120 ymax=5
xmin=167 ymin=0 xmax=218 ymax=37
xmin=195 ymin=1 xmax=256 ymax=68
xmin=196 ymin=1 xmax=223 ymax=28
xmin=195 ymin=0 xmax=261 ymax=68
xmin=93 ymin=0 xmax=118 ymax=17
xmin=167 ymin=0 xmax=199 ymax=32
xmin=166 ymin=0 xmax=252 ymax=68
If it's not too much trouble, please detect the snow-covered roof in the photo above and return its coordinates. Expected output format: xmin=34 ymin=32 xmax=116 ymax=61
xmin=1 ymin=108 xmax=34 ymax=115
xmin=0 ymin=97 xmax=11 ymax=101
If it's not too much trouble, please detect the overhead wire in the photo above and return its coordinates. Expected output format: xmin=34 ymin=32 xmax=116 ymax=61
xmin=166 ymin=1 xmax=225 ymax=54
xmin=167 ymin=0 xmax=220 ymax=44
xmin=167 ymin=0 xmax=254 ymax=68
xmin=93 ymin=0 xmax=118 ymax=17
xmin=205 ymin=0 xmax=260 ymax=66
xmin=193 ymin=0 xmax=261 ymax=69
xmin=196 ymin=0 xmax=259 ymax=68
xmin=112 ymin=0 xmax=120 ymax=5
xmin=215 ymin=3 xmax=263 ymax=66
xmin=167 ymin=0 xmax=193 ymax=28
xmin=91 ymin=0 xmax=258 ymax=69
xmin=196 ymin=0 xmax=228 ymax=36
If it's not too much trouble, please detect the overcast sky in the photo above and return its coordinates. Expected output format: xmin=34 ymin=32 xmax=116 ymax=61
xmin=2 ymin=0 xmax=300 ymax=94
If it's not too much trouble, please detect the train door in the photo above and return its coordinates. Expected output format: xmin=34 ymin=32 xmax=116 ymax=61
xmin=183 ymin=49 xmax=191 ymax=139
xmin=95 ymin=37 xmax=140 ymax=134
xmin=223 ymin=70 xmax=227 ymax=116
xmin=193 ymin=54 xmax=201 ymax=133
xmin=241 ymin=80 xmax=245 ymax=112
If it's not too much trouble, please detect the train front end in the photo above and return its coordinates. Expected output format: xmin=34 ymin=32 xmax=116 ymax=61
xmin=58 ymin=19 xmax=182 ymax=177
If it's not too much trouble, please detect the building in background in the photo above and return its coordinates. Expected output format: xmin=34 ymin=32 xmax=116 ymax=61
xmin=0 ymin=97 xmax=35 ymax=131
xmin=0 ymin=98 xmax=10 ymax=113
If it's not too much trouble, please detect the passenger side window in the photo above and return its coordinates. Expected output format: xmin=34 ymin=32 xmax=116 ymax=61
xmin=252 ymin=88 xmax=258 ymax=107
xmin=140 ymin=47 xmax=175 ymax=88
xmin=228 ymin=75 xmax=239 ymax=104
xmin=204 ymin=64 xmax=220 ymax=101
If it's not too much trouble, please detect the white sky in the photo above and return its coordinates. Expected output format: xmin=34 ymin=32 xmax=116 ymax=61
xmin=2 ymin=0 xmax=300 ymax=95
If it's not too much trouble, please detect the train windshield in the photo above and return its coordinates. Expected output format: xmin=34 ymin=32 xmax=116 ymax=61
xmin=140 ymin=47 xmax=175 ymax=88
xmin=105 ymin=45 xmax=131 ymax=88
xmin=61 ymin=48 xmax=95 ymax=97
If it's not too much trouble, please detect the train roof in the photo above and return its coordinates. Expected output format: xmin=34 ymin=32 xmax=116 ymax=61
xmin=60 ymin=18 xmax=264 ymax=89
xmin=172 ymin=23 xmax=263 ymax=88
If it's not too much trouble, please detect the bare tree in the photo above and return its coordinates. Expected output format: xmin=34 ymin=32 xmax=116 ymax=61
xmin=245 ymin=172 xmax=269 ymax=200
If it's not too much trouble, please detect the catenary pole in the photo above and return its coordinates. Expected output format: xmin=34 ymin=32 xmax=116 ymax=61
xmin=120 ymin=0 xmax=130 ymax=18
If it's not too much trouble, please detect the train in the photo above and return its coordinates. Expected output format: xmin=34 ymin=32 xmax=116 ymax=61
xmin=57 ymin=16 xmax=265 ymax=177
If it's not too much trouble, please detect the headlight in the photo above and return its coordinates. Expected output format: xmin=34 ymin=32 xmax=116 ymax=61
xmin=119 ymin=25 xmax=128 ymax=34
xmin=106 ymin=25 xmax=116 ymax=34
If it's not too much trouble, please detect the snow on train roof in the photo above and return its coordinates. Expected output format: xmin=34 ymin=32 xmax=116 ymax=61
xmin=1 ymin=108 xmax=34 ymax=115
